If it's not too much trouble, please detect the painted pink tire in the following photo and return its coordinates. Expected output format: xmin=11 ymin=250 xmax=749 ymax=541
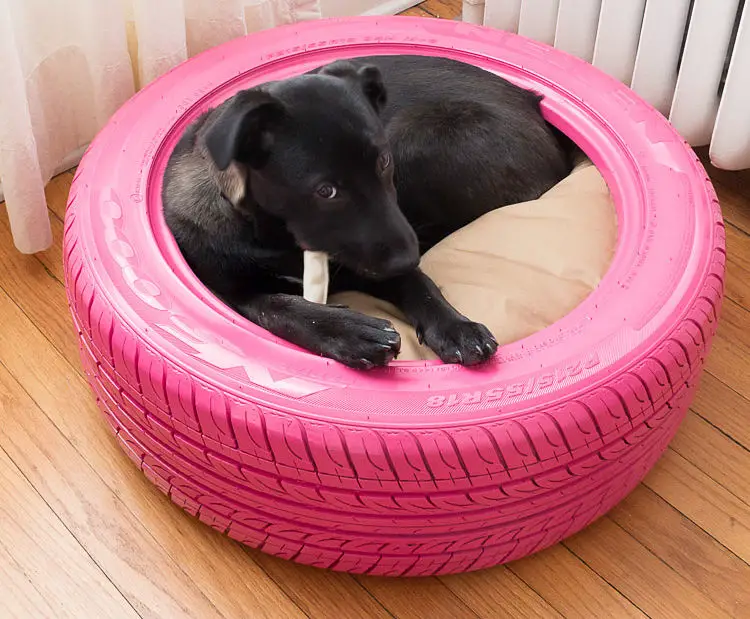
xmin=64 ymin=17 xmax=725 ymax=576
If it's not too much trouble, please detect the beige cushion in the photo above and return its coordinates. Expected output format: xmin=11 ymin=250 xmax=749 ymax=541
xmin=330 ymin=159 xmax=617 ymax=361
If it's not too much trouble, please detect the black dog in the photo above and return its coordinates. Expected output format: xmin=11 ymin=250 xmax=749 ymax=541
xmin=163 ymin=56 xmax=570 ymax=369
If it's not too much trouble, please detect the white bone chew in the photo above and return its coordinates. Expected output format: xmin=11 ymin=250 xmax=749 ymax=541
xmin=303 ymin=251 xmax=329 ymax=304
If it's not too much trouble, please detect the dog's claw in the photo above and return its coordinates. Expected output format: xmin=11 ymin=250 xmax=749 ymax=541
xmin=455 ymin=350 xmax=463 ymax=364
xmin=358 ymin=358 xmax=375 ymax=369
xmin=416 ymin=325 xmax=425 ymax=345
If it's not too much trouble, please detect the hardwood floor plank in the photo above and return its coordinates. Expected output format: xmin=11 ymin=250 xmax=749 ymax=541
xmin=508 ymin=544 xmax=646 ymax=618
xmin=565 ymin=517 xmax=731 ymax=618
xmin=716 ymin=296 xmax=750 ymax=350
xmin=704 ymin=300 xmax=750 ymax=402
xmin=697 ymin=147 xmax=750 ymax=234
xmin=400 ymin=7 xmax=435 ymax=17
xmin=0 ymin=425 xmax=139 ymax=619
xmin=17 ymin=170 xmax=72 ymax=285
xmin=724 ymin=223 xmax=750 ymax=309
xmin=0 ymin=288 xmax=304 ymax=619
xmin=0 ymin=545 xmax=63 ymax=619
xmin=705 ymin=334 xmax=750 ymax=399
xmin=609 ymin=485 xmax=750 ymax=617
xmin=692 ymin=372 xmax=750 ymax=451
xmin=644 ymin=450 xmax=750 ymax=565
xmin=45 ymin=169 xmax=74 ymax=222
xmin=35 ymin=209 xmax=66 ymax=285
xmin=706 ymin=337 xmax=750 ymax=403
xmin=440 ymin=567 xmax=563 ymax=618
xmin=671 ymin=411 xmax=750 ymax=507
xmin=418 ymin=0 xmax=462 ymax=19
xmin=356 ymin=576 xmax=481 ymax=619
xmin=719 ymin=184 xmax=750 ymax=236
xmin=250 ymin=552 xmax=394 ymax=619
xmin=0 ymin=208 xmax=78 ymax=367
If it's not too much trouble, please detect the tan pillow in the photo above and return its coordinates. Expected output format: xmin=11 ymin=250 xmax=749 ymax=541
xmin=330 ymin=159 xmax=617 ymax=360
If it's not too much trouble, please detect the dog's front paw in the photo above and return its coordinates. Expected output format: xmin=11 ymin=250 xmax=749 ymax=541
xmin=325 ymin=313 xmax=402 ymax=370
xmin=420 ymin=319 xmax=498 ymax=366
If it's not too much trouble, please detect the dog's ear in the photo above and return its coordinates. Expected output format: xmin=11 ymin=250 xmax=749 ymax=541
xmin=319 ymin=61 xmax=387 ymax=113
xmin=203 ymin=90 xmax=285 ymax=171
xmin=357 ymin=65 xmax=387 ymax=113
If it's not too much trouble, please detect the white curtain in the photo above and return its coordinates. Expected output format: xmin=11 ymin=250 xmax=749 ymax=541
xmin=0 ymin=0 xmax=321 ymax=254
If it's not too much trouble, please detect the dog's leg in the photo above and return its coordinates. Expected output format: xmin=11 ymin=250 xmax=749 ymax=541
xmin=236 ymin=294 xmax=401 ymax=369
xmin=365 ymin=269 xmax=498 ymax=366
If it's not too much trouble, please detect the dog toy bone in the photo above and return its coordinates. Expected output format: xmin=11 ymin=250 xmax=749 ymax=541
xmin=303 ymin=251 xmax=329 ymax=304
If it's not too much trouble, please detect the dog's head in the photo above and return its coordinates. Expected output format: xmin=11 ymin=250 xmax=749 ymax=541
xmin=201 ymin=60 xmax=420 ymax=280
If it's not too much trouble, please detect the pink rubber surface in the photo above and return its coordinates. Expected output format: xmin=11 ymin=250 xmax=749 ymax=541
xmin=64 ymin=17 xmax=725 ymax=576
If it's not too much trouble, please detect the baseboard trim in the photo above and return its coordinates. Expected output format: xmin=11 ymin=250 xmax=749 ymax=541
xmin=362 ymin=0 xmax=421 ymax=16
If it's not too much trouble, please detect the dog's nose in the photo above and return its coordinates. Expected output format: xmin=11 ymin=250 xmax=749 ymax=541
xmin=387 ymin=226 xmax=421 ymax=275
xmin=381 ymin=252 xmax=420 ymax=278
xmin=365 ymin=236 xmax=420 ymax=280
xmin=356 ymin=208 xmax=420 ymax=279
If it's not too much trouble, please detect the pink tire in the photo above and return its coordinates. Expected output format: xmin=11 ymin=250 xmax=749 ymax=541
xmin=64 ymin=17 xmax=725 ymax=576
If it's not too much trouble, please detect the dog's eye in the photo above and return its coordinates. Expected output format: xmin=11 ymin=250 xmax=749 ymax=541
xmin=378 ymin=152 xmax=392 ymax=172
xmin=316 ymin=183 xmax=337 ymax=200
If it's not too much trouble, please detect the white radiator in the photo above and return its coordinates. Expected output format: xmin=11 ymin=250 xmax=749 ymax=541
xmin=465 ymin=0 xmax=750 ymax=170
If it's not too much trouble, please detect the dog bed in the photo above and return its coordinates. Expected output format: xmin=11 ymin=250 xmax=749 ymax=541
xmin=333 ymin=157 xmax=617 ymax=360
xmin=64 ymin=17 xmax=725 ymax=576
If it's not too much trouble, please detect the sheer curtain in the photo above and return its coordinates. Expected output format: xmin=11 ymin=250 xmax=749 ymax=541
xmin=0 ymin=0 xmax=321 ymax=254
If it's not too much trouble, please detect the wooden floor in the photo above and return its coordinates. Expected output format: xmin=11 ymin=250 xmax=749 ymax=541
xmin=2 ymin=2 xmax=750 ymax=617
